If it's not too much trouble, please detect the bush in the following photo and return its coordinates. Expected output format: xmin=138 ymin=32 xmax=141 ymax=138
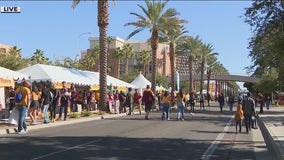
xmin=98 ymin=111 xmax=106 ymax=115
xmin=81 ymin=110 xmax=92 ymax=117
xmin=69 ymin=112 xmax=80 ymax=119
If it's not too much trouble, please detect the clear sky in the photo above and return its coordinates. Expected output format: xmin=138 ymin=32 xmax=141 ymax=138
xmin=0 ymin=1 xmax=253 ymax=79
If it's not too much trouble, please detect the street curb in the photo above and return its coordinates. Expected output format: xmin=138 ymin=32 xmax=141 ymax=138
xmin=0 ymin=113 xmax=128 ymax=135
xmin=257 ymin=116 xmax=284 ymax=160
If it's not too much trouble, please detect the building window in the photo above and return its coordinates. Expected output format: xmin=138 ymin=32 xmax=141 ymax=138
xmin=0 ymin=48 xmax=6 ymax=54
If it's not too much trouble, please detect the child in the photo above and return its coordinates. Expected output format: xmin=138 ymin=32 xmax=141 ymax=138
xmin=251 ymin=112 xmax=258 ymax=129
xmin=234 ymin=103 xmax=244 ymax=134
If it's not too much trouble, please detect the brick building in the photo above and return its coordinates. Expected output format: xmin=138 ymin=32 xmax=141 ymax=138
xmin=83 ymin=37 xmax=171 ymax=79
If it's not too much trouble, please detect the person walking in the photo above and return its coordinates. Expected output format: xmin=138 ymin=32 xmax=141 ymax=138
xmin=161 ymin=91 xmax=171 ymax=120
xmin=125 ymin=87 xmax=134 ymax=115
xmin=40 ymin=83 xmax=52 ymax=124
xmin=218 ymin=93 xmax=225 ymax=112
xmin=242 ymin=92 xmax=255 ymax=134
xmin=176 ymin=89 xmax=185 ymax=121
xmin=234 ymin=103 xmax=244 ymax=134
xmin=189 ymin=92 xmax=196 ymax=113
xmin=266 ymin=95 xmax=272 ymax=110
xmin=50 ymin=84 xmax=60 ymax=122
xmin=29 ymin=86 xmax=40 ymax=125
xmin=133 ymin=88 xmax=142 ymax=115
xmin=142 ymin=85 xmax=155 ymax=120
xmin=228 ymin=95 xmax=235 ymax=112
xmin=15 ymin=80 xmax=31 ymax=134
xmin=58 ymin=81 xmax=70 ymax=121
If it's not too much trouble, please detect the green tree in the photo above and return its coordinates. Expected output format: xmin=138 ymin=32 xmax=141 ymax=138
xmin=53 ymin=56 xmax=78 ymax=69
xmin=176 ymin=36 xmax=203 ymax=93
xmin=113 ymin=43 xmax=134 ymax=75
xmin=198 ymin=43 xmax=218 ymax=98
xmin=125 ymin=0 xmax=181 ymax=93
xmin=0 ymin=46 xmax=29 ymax=70
xmin=244 ymin=0 xmax=284 ymax=92
xmin=30 ymin=49 xmax=51 ymax=65
xmin=160 ymin=24 xmax=188 ymax=100
xmin=72 ymin=0 xmax=112 ymax=111
xmin=78 ymin=45 xmax=99 ymax=71
xmin=136 ymin=50 xmax=152 ymax=76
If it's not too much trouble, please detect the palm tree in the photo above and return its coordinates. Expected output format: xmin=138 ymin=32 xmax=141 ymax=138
xmin=0 ymin=46 xmax=29 ymax=70
xmin=72 ymin=0 xmax=110 ymax=111
xmin=30 ymin=49 xmax=51 ymax=65
xmin=137 ymin=50 xmax=152 ymax=76
xmin=125 ymin=0 xmax=180 ymax=92
xmin=176 ymin=36 xmax=202 ymax=93
xmin=199 ymin=43 xmax=218 ymax=100
xmin=160 ymin=24 xmax=188 ymax=101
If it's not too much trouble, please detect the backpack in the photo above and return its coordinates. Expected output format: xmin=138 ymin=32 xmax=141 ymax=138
xmin=15 ymin=88 xmax=23 ymax=102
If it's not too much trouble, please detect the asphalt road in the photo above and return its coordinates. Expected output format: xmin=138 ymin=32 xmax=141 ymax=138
xmin=0 ymin=105 xmax=273 ymax=160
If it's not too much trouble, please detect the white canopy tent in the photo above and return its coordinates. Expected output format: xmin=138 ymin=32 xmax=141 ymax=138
xmin=0 ymin=66 xmax=29 ymax=80
xmin=18 ymin=64 xmax=135 ymax=88
xmin=81 ymin=71 xmax=136 ymax=88
xmin=131 ymin=72 xmax=151 ymax=90
xmin=18 ymin=64 xmax=94 ymax=85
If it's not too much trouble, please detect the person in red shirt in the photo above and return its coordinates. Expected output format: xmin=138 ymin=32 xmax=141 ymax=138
xmin=133 ymin=88 xmax=142 ymax=115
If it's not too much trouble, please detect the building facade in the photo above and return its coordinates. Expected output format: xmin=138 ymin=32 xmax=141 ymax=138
xmin=0 ymin=44 xmax=12 ymax=55
xmin=84 ymin=37 xmax=171 ymax=78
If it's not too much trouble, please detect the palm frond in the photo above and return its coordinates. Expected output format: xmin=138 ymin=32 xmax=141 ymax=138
xmin=72 ymin=0 xmax=80 ymax=9
xmin=126 ymin=28 xmax=144 ymax=40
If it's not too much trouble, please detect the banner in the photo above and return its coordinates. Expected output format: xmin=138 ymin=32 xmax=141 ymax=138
xmin=0 ymin=77 xmax=14 ymax=87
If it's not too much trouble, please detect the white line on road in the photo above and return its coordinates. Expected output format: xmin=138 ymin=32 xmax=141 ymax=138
xmin=31 ymin=139 xmax=101 ymax=160
xmin=201 ymin=118 xmax=233 ymax=160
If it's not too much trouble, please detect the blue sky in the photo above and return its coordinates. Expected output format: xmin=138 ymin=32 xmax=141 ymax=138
xmin=1 ymin=1 xmax=253 ymax=78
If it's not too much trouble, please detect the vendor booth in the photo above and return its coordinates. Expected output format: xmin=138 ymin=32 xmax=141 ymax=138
xmin=0 ymin=66 xmax=29 ymax=118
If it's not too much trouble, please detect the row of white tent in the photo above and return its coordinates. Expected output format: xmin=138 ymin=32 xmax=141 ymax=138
xmin=17 ymin=64 xmax=136 ymax=88
xmin=0 ymin=64 xmax=168 ymax=91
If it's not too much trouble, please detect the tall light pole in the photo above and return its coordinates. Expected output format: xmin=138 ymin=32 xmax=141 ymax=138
xmin=76 ymin=32 xmax=93 ymax=58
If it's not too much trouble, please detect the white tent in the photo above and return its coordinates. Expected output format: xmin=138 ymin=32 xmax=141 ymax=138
xmin=131 ymin=72 xmax=151 ymax=89
xmin=81 ymin=71 xmax=135 ymax=88
xmin=18 ymin=64 xmax=135 ymax=88
xmin=0 ymin=66 xmax=29 ymax=80
xmin=18 ymin=64 xmax=94 ymax=85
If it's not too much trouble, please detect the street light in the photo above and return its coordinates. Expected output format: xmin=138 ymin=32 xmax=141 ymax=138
xmin=76 ymin=32 xmax=93 ymax=58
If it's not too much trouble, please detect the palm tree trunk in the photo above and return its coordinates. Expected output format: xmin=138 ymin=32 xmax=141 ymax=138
xmin=199 ymin=56 xmax=205 ymax=96
xmin=206 ymin=69 xmax=211 ymax=106
xmin=125 ymin=58 xmax=129 ymax=73
xmin=98 ymin=0 xmax=108 ymax=112
xmin=150 ymin=30 xmax=158 ymax=93
xmin=143 ymin=64 xmax=146 ymax=76
xmin=189 ymin=54 xmax=193 ymax=93
xmin=117 ymin=58 xmax=120 ymax=78
xmin=169 ymin=42 xmax=175 ymax=104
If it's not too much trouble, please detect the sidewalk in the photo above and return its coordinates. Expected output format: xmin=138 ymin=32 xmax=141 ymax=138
xmin=0 ymin=111 xmax=127 ymax=135
xmin=257 ymin=106 xmax=284 ymax=160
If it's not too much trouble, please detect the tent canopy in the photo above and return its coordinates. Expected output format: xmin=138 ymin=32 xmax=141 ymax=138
xmin=18 ymin=64 xmax=95 ymax=85
xmin=131 ymin=72 xmax=151 ymax=89
xmin=18 ymin=64 xmax=135 ymax=88
xmin=0 ymin=66 xmax=29 ymax=80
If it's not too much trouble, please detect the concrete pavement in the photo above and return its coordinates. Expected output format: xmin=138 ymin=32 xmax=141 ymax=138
xmin=257 ymin=106 xmax=284 ymax=160
xmin=1 ymin=105 xmax=284 ymax=160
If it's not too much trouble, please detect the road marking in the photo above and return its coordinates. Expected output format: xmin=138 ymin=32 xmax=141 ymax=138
xmin=201 ymin=118 xmax=233 ymax=160
xmin=31 ymin=139 xmax=100 ymax=160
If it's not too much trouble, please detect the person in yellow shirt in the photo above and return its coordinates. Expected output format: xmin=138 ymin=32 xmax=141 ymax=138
xmin=161 ymin=91 xmax=171 ymax=120
xmin=29 ymin=86 xmax=40 ymax=125
xmin=15 ymin=80 xmax=31 ymax=134
xmin=176 ymin=89 xmax=185 ymax=121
